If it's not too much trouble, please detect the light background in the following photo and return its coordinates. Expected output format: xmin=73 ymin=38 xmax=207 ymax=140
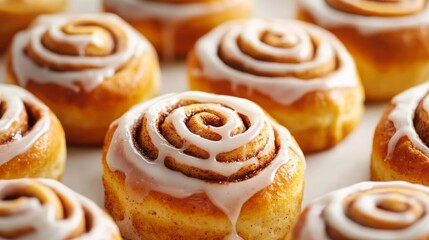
xmin=0 ymin=0 xmax=387 ymax=207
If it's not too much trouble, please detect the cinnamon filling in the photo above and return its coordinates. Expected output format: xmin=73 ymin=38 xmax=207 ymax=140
xmin=0 ymin=181 xmax=91 ymax=239
xmin=133 ymin=99 xmax=279 ymax=182
xmin=0 ymin=102 xmax=40 ymax=145
xmin=413 ymin=93 xmax=429 ymax=146
xmin=218 ymin=23 xmax=339 ymax=79
xmin=26 ymin=20 xmax=126 ymax=71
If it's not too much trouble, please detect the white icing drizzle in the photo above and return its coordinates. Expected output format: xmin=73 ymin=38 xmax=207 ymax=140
xmin=386 ymin=82 xmax=429 ymax=159
xmin=0 ymin=84 xmax=50 ymax=165
xmin=0 ymin=178 xmax=119 ymax=240
xmin=194 ymin=19 xmax=358 ymax=105
xmin=11 ymin=13 xmax=153 ymax=92
xmin=299 ymin=181 xmax=429 ymax=240
xmin=299 ymin=0 xmax=429 ymax=35
xmin=103 ymin=0 xmax=248 ymax=22
xmin=106 ymin=91 xmax=304 ymax=240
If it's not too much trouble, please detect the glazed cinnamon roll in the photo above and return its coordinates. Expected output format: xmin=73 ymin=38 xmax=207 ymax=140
xmin=372 ymin=82 xmax=429 ymax=185
xmin=0 ymin=84 xmax=65 ymax=180
xmin=292 ymin=181 xmax=429 ymax=240
xmin=102 ymin=0 xmax=251 ymax=59
xmin=102 ymin=91 xmax=305 ymax=240
xmin=188 ymin=19 xmax=364 ymax=153
xmin=297 ymin=0 xmax=429 ymax=101
xmin=6 ymin=13 xmax=160 ymax=145
xmin=0 ymin=0 xmax=67 ymax=52
xmin=0 ymin=178 xmax=121 ymax=239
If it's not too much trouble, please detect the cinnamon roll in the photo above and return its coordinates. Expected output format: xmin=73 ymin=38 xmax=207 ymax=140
xmin=0 ymin=84 xmax=66 ymax=180
xmin=0 ymin=178 xmax=121 ymax=239
xmin=297 ymin=0 xmax=429 ymax=101
xmin=292 ymin=181 xmax=429 ymax=240
xmin=102 ymin=0 xmax=252 ymax=59
xmin=0 ymin=0 xmax=67 ymax=52
xmin=188 ymin=19 xmax=364 ymax=153
xmin=371 ymin=82 xmax=429 ymax=185
xmin=102 ymin=91 xmax=305 ymax=240
xmin=6 ymin=13 xmax=160 ymax=145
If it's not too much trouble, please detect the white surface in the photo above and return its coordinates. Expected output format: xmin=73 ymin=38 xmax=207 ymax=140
xmin=0 ymin=0 xmax=386 ymax=209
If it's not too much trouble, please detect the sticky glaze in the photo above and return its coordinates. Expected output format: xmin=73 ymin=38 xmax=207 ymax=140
xmin=299 ymin=0 xmax=429 ymax=34
xmin=0 ymin=84 xmax=50 ymax=165
xmin=0 ymin=178 xmax=119 ymax=240
xmin=387 ymin=82 xmax=429 ymax=159
xmin=194 ymin=19 xmax=358 ymax=105
xmin=106 ymin=91 xmax=304 ymax=240
xmin=11 ymin=13 xmax=152 ymax=92
xmin=298 ymin=181 xmax=429 ymax=240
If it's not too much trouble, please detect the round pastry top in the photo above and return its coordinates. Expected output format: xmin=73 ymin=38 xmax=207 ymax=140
xmin=11 ymin=13 xmax=153 ymax=92
xmin=103 ymin=0 xmax=249 ymax=22
xmin=297 ymin=181 xmax=429 ymax=240
xmin=0 ymin=84 xmax=50 ymax=165
xmin=299 ymin=0 xmax=429 ymax=34
xmin=194 ymin=18 xmax=359 ymax=105
xmin=386 ymin=82 xmax=429 ymax=159
xmin=106 ymin=91 xmax=304 ymax=239
xmin=0 ymin=178 xmax=119 ymax=240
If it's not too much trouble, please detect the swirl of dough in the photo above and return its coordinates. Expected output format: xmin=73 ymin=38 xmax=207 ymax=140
xmin=298 ymin=0 xmax=429 ymax=34
xmin=0 ymin=84 xmax=50 ymax=166
xmin=292 ymin=181 xmax=429 ymax=240
xmin=106 ymin=91 xmax=303 ymax=239
xmin=0 ymin=178 xmax=120 ymax=240
xmin=11 ymin=13 xmax=152 ymax=92
xmin=193 ymin=19 xmax=358 ymax=105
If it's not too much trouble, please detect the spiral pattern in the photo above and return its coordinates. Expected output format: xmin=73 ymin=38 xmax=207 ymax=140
xmin=299 ymin=0 xmax=429 ymax=34
xmin=108 ymin=91 xmax=298 ymax=183
xmin=106 ymin=91 xmax=302 ymax=238
xmin=11 ymin=13 xmax=151 ymax=92
xmin=325 ymin=0 xmax=427 ymax=17
xmin=294 ymin=181 xmax=429 ymax=240
xmin=0 ymin=178 xmax=120 ymax=240
xmin=194 ymin=19 xmax=358 ymax=105
xmin=0 ymin=84 xmax=50 ymax=166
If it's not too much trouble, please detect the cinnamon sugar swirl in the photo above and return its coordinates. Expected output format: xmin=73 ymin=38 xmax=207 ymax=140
xmin=0 ymin=84 xmax=65 ymax=180
xmin=102 ymin=91 xmax=305 ymax=240
xmin=6 ymin=13 xmax=160 ymax=145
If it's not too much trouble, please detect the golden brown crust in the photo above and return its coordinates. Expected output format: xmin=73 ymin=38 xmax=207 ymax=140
xmin=6 ymin=16 xmax=160 ymax=145
xmin=297 ymin=8 xmax=429 ymax=101
xmin=102 ymin=0 xmax=251 ymax=59
xmin=371 ymin=103 xmax=429 ymax=185
xmin=7 ymin=51 xmax=159 ymax=145
xmin=187 ymin=50 xmax=364 ymax=153
xmin=102 ymin=92 xmax=305 ymax=239
xmin=0 ymin=0 xmax=67 ymax=52
xmin=0 ymin=178 xmax=121 ymax=239
xmin=102 ymin=125 xmax=305 ymax=240
xmin=0 ymin=106 xmax=66 ymax=180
